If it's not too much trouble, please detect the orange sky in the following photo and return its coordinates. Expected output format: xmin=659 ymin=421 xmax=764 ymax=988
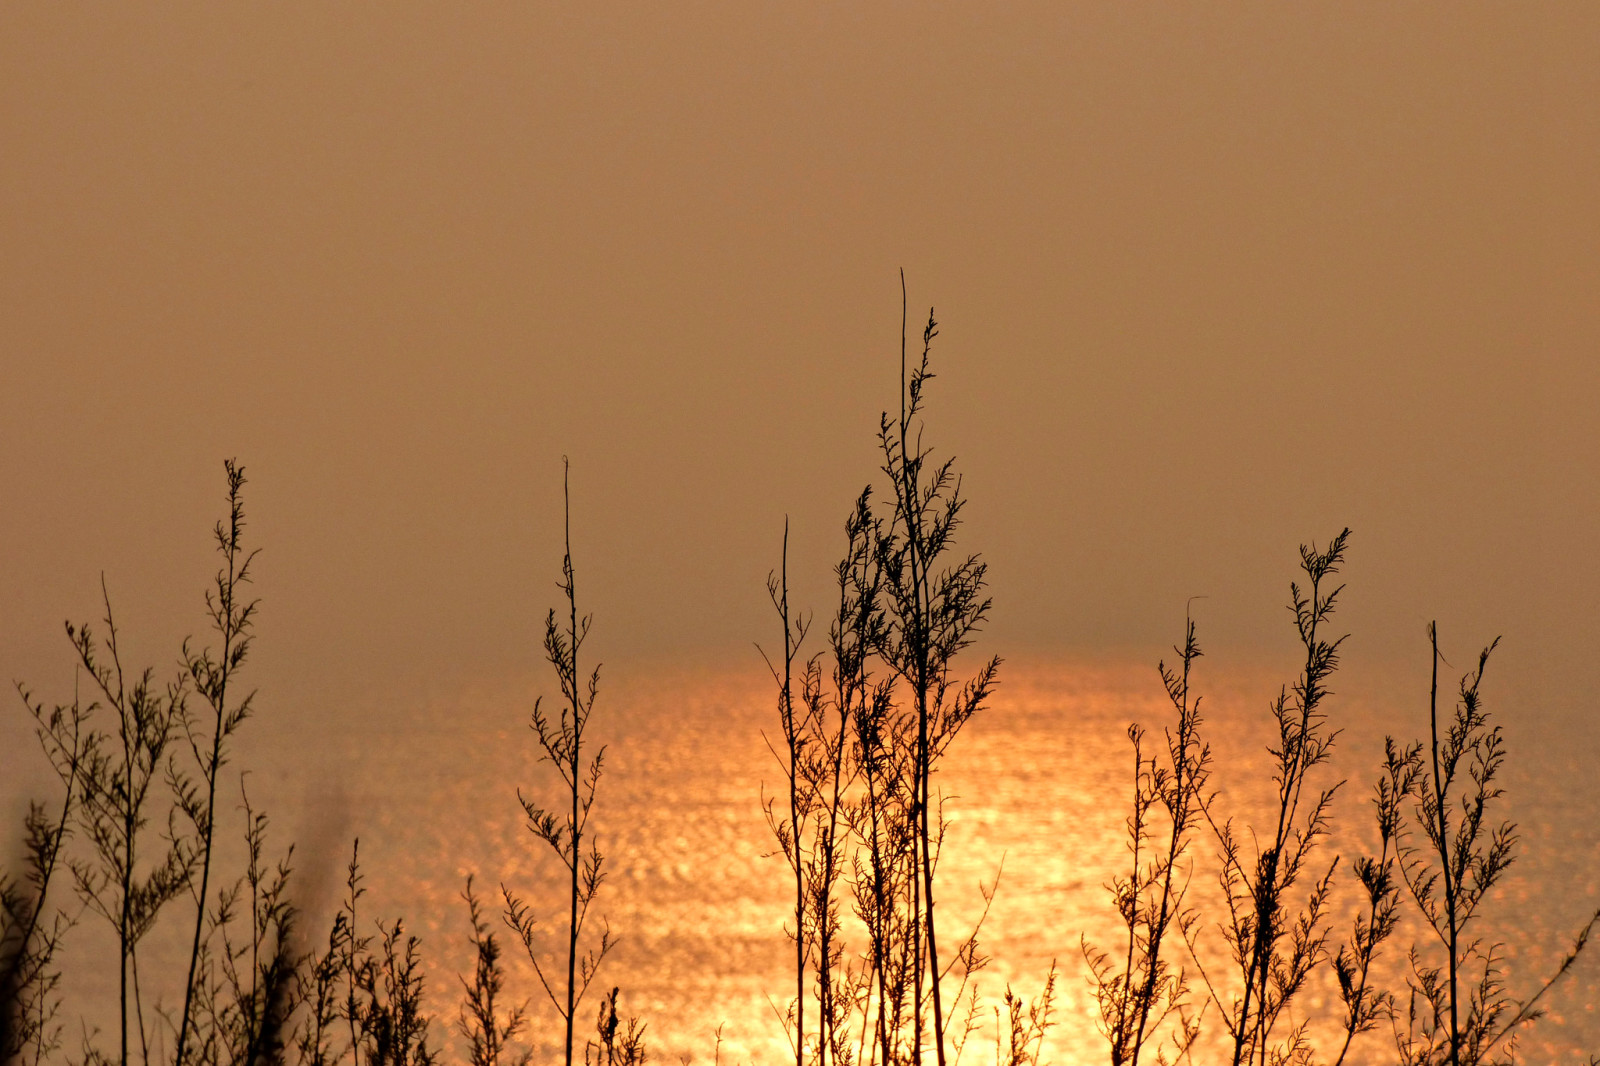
xmin=3 ymin=4 xmax=1598 ymax=727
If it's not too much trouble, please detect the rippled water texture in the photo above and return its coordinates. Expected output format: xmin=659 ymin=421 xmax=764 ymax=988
xmin=9 ymin=658 xmax=1600 ymax=1065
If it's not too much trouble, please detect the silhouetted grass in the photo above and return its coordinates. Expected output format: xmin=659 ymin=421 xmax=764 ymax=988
xmin=293 ymin=841 xmax=436 ymax=1066
xmin=1099 ymin=538 xmax=1600 ymax=1066
xmin=3 ymin=679 xmax=90 ymax=1065
xmin=1379 ymin=626 xmax=1600 ymax=1066
xmin=1082 ymin=610 xmax=1206 ymax=1065
xmin=174 ymin=459 xmax=261 ymax=1066
xmin=5 ymin=298 xmax=1599 ymax=1066
xmin=499 ymin=457 xmax=638 ymax=1066
xmin=456 ymin=877 xmax=527 ymax=1066
xmin=759 ymin=277 xmax=1045 ymax=1066
xmin=437 ymin=458 xmax=646 ymax=1066
xmin=68 ymin=581 xmax=195 ymax=1066
xmin=1198 ymin=531 xmax=1356 ymax=1065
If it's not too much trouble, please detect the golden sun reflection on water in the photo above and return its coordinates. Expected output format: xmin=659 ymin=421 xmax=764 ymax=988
xmin=250 ymin=658 xmax=1599 ymax=1066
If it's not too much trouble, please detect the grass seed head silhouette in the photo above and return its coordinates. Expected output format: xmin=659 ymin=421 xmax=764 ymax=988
xmin=761 ymin=279 xmax=1016 ymax=1066
xmin=1082 ymin=608 xmax=1208 ymax=1066
xmin=500 ymin=458 xmax=637 ymax=1066
xmin=1382 ymin=626 xmax=1600 ymax=1066
xmin=6 ymin=358 xmax=1600 ymax=1066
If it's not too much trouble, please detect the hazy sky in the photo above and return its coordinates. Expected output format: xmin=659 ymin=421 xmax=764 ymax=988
xmin=4 ymin=4 xmax=1597 ymax=726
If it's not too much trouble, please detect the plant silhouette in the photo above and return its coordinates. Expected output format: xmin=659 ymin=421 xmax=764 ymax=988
xmin=1381 ymin=626 xmax=1600 ymax=1066
xmin=761 ymin=277 xmax=1020 ymax=1066
xmin=501 ymin=458 xmax=634 ymax=1066
xmin=3 ymin=294 xmax=1598 ymax=1066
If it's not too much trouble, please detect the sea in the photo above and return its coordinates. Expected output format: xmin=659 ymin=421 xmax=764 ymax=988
xmin=5 ymin=657 xmax=1597 ymax=1065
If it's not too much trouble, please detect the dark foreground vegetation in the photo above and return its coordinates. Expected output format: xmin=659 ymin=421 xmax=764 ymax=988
xmin=4 ymin=287 xmax=1597 ymax=1066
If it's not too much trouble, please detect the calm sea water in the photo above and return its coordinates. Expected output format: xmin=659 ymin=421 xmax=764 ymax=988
xmin=7 ymin=658 xmax=1598 ymax=1064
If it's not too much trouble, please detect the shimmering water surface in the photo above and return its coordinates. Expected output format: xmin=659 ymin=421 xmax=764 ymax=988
xmin=8 ymin=659 xmax=1599 ymax=1064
